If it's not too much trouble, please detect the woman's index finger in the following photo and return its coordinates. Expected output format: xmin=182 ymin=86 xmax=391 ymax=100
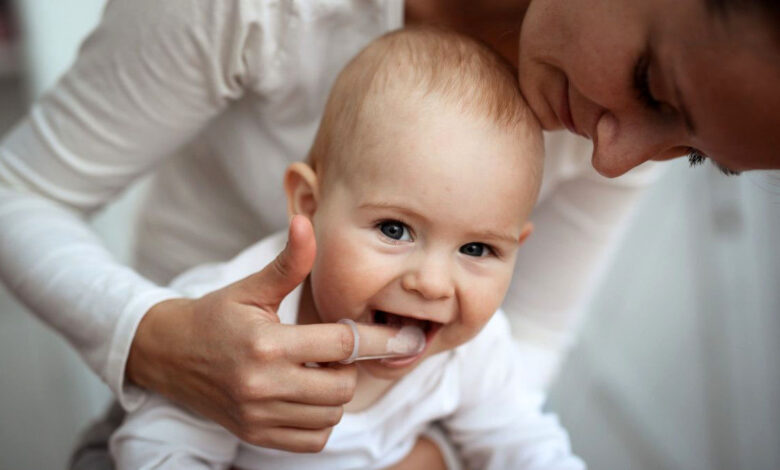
xmin=285 ymin=323 xmax=357 ymax=363
xmin=286 ymin=322 xmax=423 ymax=363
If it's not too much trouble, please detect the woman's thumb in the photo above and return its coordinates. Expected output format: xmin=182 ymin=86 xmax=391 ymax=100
xmin=238 ymin=215 xmax=316 ymax=309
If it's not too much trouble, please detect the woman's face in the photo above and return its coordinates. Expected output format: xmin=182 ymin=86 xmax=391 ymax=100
xmin=518 ymin=0 xmax=780 ymax=176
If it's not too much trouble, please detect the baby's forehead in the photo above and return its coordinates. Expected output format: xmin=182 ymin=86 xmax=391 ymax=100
xmin=331 ymin=102 xmax=541 ymax=210
xmin=312 ymin=27 xmax=543 ymax=191
xmin=344 ymin=91 xmax=541 ymax=165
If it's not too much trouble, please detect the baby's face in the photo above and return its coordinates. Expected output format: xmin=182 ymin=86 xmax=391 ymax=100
xmin=307 ymin=99 xmax=540 ymax=380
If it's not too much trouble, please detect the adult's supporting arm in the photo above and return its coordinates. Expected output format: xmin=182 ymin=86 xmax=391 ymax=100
xmin=0 ymin=0 xmax=278 ymax=412
xmin=503 ymin=131 xmax=661 ymax=389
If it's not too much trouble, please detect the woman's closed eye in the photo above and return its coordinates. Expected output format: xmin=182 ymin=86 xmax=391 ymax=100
xmin=634 ymin=51 xmax=734 ymax=176
xmin=634 ymin=50 xmax=666 ymax=112
xmin=378 ymin=220 xmax=412 ymax=242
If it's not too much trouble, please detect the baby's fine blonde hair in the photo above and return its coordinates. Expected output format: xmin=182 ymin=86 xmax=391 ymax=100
xmin=308 ymin=26 xmax=541 ymax=181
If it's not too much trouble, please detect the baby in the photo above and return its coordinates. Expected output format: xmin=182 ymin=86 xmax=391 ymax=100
xmin=110 ymin=27 xmax=584 ymax=470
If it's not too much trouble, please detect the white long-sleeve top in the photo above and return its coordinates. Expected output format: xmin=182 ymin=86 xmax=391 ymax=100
xmin=0 ymin=0 xmax=657 ymax=411
xmin=110 ymin=230 xmax=585 ymax=470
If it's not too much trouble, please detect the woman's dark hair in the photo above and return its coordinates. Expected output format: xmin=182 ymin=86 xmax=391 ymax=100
xmin=706 ymin=0 xmax=780 ymax=36
xmin=707 ymin=0 xmax=779 ymax=14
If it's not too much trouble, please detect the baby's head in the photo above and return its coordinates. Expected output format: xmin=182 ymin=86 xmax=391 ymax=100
xmin=285 ymin=27 xmax=543 ymax=379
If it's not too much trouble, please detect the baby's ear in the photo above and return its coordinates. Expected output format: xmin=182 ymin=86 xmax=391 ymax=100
xmin=517 ymin=222 xmax=534 ymax=246
xmin=284 ymin=162 xmax=320 ymax=219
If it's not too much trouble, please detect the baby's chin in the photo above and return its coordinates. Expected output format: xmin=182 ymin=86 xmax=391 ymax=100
xmin=355 ymin=342 xmax=446 ymax=381
xmin=357 ymin=361 xmax=408 ymax=381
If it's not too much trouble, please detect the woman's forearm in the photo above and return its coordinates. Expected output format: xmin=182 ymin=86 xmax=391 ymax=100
xmin=0 ymin=182 xmax=179 ymax=409
xmin=0 ymin=0 xmax=265 ymax=408
xmin=502 ymin=132 xmax=662 ymax=389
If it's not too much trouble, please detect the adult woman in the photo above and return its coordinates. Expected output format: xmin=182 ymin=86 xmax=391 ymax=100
xmin=0 ymin=0 xmax=777 ymax=467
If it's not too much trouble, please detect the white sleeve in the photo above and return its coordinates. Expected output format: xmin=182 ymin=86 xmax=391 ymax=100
xmin=0 ymin=0 xmax=272 ymax=410
xmin=110 ymin=394 xmax=240 ymax=470
xmin=444 ymin=312 xmax=586 ymax=470
xmin=504 ymin=132 xmax=661 ymax=389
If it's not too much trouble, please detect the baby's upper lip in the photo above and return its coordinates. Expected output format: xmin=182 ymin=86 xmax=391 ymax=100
xmin=372 ymin=308 xmax=425 ymax=322
xmin=370 ymin=308 xmax=443 ymax=328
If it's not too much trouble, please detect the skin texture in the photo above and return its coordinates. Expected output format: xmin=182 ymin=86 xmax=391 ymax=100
xmin=288 ymin=95 xmax=538 ymax=391
xmin=518 ymin=0 xmax=780 ymax=176
xmin=407 ymin=0 xmax=780 ymax=175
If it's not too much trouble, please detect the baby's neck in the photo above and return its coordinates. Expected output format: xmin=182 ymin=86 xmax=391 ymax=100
xmin=344 ymin=369 xmax=395 ymax=413
xmin=298 ymin=279 xmax=397 ymax=413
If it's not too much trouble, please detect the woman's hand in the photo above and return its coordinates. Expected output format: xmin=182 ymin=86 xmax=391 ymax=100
xmin=127 ymin=216 xmax=358 ymax=452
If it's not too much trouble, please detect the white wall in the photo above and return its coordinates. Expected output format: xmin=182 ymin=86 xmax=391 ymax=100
xmin=15 ymin=0 xmax=107 ymax=99
xmin=549 ymin=163 xmax=780 ymax=470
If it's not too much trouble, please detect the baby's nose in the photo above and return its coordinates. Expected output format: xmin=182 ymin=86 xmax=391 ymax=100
xmin=400 ymin=254 xmax=454 ymax=301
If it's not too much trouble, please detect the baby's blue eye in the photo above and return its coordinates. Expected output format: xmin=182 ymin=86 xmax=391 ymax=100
xmin=379 ymin=221 xmax=411 ymax=241
xmin=460 ymin=242 xmax=489 ymax=257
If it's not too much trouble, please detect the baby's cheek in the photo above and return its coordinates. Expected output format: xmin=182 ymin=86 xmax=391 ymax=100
xmin=461 ymin=309 xmax=498 ymax=340
xmin=314 ymin=237 xmax=363 ymax=285
xmin=440 ymin=306 xmax=495 ymax=346
xmin=311 ymin=241 xmax=387 ymax=315
xmin=461 ymin=284 xmax=506 ymax=327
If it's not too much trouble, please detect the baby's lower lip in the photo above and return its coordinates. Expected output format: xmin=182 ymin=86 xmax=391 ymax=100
xmin=379 ymin=346 xmax=426 ymax=367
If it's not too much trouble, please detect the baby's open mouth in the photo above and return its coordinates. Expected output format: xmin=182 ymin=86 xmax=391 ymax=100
xmin=360 ymin=310 xmax=442 ymax=367
xmin=371 ymin=310 xmax=440 ymax=338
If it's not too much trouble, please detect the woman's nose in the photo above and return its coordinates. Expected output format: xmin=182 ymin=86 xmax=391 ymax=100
xmin=591 ymin=111 xmax=687 ymax=177
xmin=400 ymin=254 xmax=455 ymax=301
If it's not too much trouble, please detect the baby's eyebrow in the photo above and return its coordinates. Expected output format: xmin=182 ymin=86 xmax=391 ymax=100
xmin=470 ymin=229 xmax=520 ymax=245
xmin=358 ymin=202 xmax=421 ymax=218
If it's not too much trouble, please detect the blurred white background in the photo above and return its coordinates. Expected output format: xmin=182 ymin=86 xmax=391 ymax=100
xmin=0 ymin=2 xmax=778 ymax=469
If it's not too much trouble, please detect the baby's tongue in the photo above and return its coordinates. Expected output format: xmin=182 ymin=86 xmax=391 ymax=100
xmin=385 ymin=325 xmax=426 ymax=356
xmin=382 ymin=311 xmax=426 ymax=330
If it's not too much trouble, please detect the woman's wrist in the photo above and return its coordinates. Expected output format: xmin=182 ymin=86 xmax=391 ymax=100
xmin=126 ymin=297 xmax=193 ymax=394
